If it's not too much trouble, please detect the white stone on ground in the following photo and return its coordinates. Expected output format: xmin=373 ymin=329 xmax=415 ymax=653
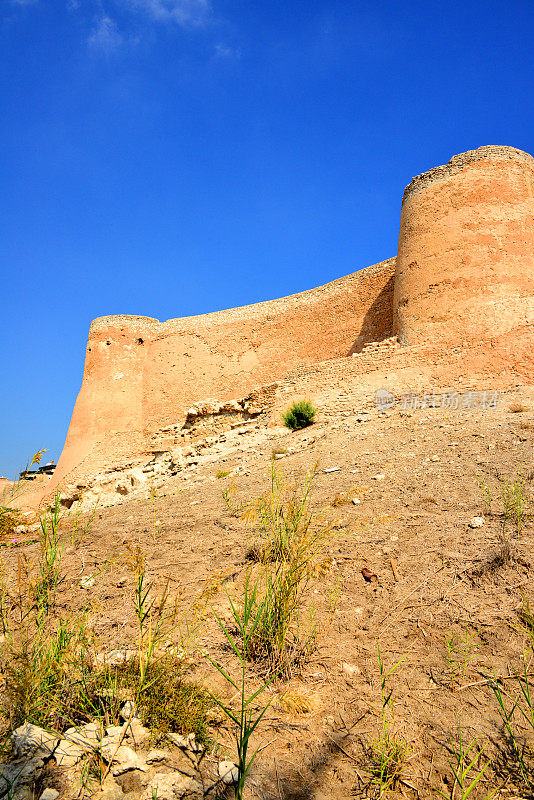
xmin=469 ymin=516 xmax=485 ymax=528
xmin=109 ymin=745 xmax=148 ymax=775
xmin=39 ymin=790 xmax=59 ymax=800
xmin=218 ymin=760 xmax=239 ymax=784
xmin=11 ymin=723 xmax=58 ymax=759
xmin=119 ymin=700 xmax=136 ymax=722
xmin=143 ymin=772 xmax=202 ymax=799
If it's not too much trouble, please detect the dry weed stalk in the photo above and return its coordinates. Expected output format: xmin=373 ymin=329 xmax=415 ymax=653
xmin=240 ymin=463 xmax=333 ymax=676
xmin=366 ymin=646 xmax=410 ymax=797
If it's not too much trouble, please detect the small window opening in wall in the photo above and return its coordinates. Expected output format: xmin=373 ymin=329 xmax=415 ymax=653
xmin=137 ymin=338 xmax=144 ymax=345
xmin=88 ymin=347 xmax=92 ymax=352
xmin=106 ymin=340 xmax=111 ymax=345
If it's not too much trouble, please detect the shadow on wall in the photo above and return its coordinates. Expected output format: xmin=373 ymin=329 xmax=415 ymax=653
xmin=347 ymin=275 xmax=395 ymax=355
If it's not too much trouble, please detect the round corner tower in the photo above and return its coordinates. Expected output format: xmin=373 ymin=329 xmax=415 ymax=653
xmin=52 ymin=315 xmax=161 ymax=483
xmin=393 ymin=145 xmax=534 ymax=346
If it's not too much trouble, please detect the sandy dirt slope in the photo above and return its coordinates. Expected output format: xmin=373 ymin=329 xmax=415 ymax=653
xmin=2 ymin=382 xmax=534 ymax=799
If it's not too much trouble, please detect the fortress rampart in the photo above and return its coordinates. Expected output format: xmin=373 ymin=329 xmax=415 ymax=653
xmin=56 ymin=257 xmax=395 ymax=482
xmin=394 ymin=146 xmax=534 ymax=345
xmin=40 ymin=145 xmax=534 ymax=494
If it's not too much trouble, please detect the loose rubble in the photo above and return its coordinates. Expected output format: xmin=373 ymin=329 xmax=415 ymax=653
xmin=2 ymin=715 xmax=213 ymax=800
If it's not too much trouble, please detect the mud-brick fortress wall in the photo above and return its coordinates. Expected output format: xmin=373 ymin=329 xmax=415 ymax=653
xmin=394 ymin=146 xmax=534 ymax=346
xmin=56 ymin=258 xmax=395 ymax=481
xmin=52 ymin=145 xmax=534 ymax=487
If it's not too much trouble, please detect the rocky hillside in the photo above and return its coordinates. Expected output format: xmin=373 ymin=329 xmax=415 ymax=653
xmin=1 ymin=380 xmax=533 ymax=799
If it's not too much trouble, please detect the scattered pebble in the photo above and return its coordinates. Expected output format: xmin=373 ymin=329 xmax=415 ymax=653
xmin=469 ymin=516 xmax=485 ymax=528
xmin=342 ymin=662 xmax=361 ymax=677
xmin=54 ymin=738 xmax=87 ymax=768
xmin=218 ymin=761 xmax=239 ymax=785
xmin=119 ymin=700 xmax=136 ymax=722
xmin=110 ymin=745 xmax=148 ymax=775
xmin=39 ymin=790 xmax=59 ymax=800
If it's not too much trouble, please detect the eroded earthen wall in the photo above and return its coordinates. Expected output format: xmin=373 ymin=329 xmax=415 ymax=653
xmin=394 ymin=146 xmax=534 ymax=346
xmin=43 ymin=144 xmax=534 ymax=496
xmin=54 ymin=258 xmax=395 ymax=484
xmin=55 ymin=315 xmax=160 ymax=480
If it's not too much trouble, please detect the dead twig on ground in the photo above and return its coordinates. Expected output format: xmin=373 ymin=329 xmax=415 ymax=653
xmin=456 ymin=672 xmax=534 ymax=691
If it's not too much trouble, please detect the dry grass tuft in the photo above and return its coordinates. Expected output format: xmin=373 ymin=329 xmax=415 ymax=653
xmin=277 ymin=687 xmax=320 ymax=715
xmin=471 ymin=541 xmax=515 ymax=579
xmin=231 ymin=464 xmax=332 ymax=677
xmin=245 ymin=541 xmax=266 ymax=562
xmin=509 ymin=402 xmax=530 ymax=413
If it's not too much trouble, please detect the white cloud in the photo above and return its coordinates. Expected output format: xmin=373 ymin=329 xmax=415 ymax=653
xmin=126 ymin=0 xmax=210 ymax=27
xmin=214 ymin=42 xmax=239 ymax=59
xmin=88 ymin=14 xmax=123 ymax=53
xmin=9 ymin=0 xmax=218 ymax=50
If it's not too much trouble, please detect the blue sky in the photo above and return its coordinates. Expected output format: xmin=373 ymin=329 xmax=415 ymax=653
xmin=1 ymin=0 xmax=533 ymax=478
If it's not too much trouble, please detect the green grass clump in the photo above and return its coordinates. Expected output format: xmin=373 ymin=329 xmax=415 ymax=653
xmin=245 ymin=559 xmax=316 ymax=676
xmin=136 ymin=659 xmax=213 ymax=743
xmin=282 ymin=400 xmax=316 ymax=431
xmin=35 ymin=494 xmax=64 ymax=607
xmin=438 ymin=726 xmax=495 ymax=800
xmin=145 ymin=683 xmax=212 ymax=743
xmin=239 ymin=465 xmax=330 ymax=676
xmin=0 ymin=510 xmax=212 ymax=749
xmin=489 ymin=654 xmax=534 ymax=791
xmin=0 ymin=613 xmax=108 ymax=736
xmin=367 ymin=646 xmax=409 ymax=796
xmin=96 ymin=658 xmax=213 ymax=744
xmin=2 ymin=636 xmax=213 ymax=744
xmin=0 ymin=508 xmax=20 ymax=541
xmin=253 ymin=462 xmax=329 ymax=564
xmin=500 ymin=480 xmax=528 ymax=535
